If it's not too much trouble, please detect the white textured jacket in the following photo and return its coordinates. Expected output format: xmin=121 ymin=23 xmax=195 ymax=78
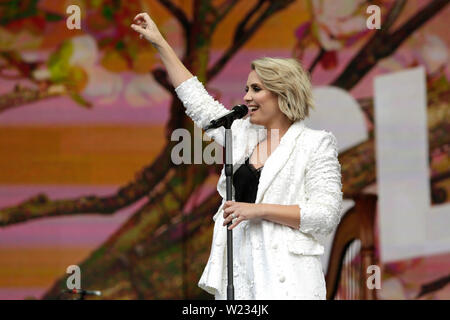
xmin=175 ymin=77 xmax=343 ymax=299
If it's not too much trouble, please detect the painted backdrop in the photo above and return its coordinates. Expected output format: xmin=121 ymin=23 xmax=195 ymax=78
xmin=0 ymin=0 xmax=449 ymax=299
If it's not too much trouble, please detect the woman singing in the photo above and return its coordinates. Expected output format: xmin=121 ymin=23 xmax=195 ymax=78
xmin=131 ymin=12 xmax=343 ymax=300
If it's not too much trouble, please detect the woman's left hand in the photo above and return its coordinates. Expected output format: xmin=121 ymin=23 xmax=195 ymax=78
xmin=223 ymin=201 xmax=263 ymax=230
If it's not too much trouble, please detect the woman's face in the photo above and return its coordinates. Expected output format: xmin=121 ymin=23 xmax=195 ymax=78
xmin=244 ymin=70 xmax=281 ymax=127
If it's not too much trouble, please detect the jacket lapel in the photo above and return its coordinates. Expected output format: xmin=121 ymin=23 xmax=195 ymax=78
xmin=254 ymin=120 xmax=305 ymax=203
xmin=216 ymin=120 xmax=306 ymax=202
xmin=232 ymin=122 xmax=266 ymax=171
xmin=216 ymin=121 xmax=266 ymax=200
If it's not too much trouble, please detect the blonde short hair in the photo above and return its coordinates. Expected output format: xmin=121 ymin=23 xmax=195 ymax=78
xmin=251 ymin=57 xmax=315 ymax=121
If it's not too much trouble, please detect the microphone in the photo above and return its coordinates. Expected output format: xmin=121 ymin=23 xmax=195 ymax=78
xmin=204 ymin=104 xmax=248 ymax=130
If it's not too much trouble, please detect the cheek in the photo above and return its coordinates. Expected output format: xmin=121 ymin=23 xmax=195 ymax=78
xmin=260 ymin=99 xmax=279 ymax=115
xmin=258 ymin=92 xmax=278 ymax=107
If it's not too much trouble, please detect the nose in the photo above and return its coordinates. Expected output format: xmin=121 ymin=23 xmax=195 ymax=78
xmin=243 ymin=90 xmax=252 ymax=103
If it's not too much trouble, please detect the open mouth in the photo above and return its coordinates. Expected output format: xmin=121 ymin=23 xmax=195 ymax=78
xmin=248 ymin=106 xmax=259 ymax=113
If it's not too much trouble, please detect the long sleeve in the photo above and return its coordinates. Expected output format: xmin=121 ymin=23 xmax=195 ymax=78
xmin=175 ymin=76 xmax=241 ymax=146
xmin=298 ymin=131 xmax=343 ymax=236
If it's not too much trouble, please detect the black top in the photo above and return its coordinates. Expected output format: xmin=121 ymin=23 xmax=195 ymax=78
xmin=232 ymin=157 xmax=263 ymax=203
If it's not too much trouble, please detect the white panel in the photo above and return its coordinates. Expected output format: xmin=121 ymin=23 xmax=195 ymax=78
xmin=309 ymin=86 xmax=368 ymax=153
xmin=374 ymin=67 xmax=450 ymax=263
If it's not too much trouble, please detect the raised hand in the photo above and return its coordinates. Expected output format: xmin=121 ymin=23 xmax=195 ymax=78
xmin=129 ymin=12 xmax=193 ymax=88
xmin=131 ymin=12 xmax=165 ymax=48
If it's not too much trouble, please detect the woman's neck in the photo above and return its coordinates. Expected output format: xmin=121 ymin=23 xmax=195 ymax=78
xmin=265 ymin=118 xmax=294 ymax=145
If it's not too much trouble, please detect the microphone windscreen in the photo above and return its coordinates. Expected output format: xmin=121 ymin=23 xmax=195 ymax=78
xmin=232 ymin=104 xmax=248 ymax=118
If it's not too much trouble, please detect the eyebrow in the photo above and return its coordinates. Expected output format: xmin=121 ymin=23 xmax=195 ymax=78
xmin=245 ymin=83 xmax=262 ymax=87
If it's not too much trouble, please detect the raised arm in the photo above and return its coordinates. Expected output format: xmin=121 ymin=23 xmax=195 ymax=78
xmin=131 ymin=12 xmax=248 ymax=147
xmin=131 ymin=12 xmax=193 ymax=88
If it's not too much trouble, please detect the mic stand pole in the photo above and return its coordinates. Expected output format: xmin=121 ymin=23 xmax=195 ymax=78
xmin=224 ymin=118 xmax=234 ymax=300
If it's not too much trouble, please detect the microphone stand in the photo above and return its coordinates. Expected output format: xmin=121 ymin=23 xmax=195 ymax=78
xmin=224 ymin=118 xmax=234 ymax=300
xmin=205 ymin=105 xmax=248 ymax=300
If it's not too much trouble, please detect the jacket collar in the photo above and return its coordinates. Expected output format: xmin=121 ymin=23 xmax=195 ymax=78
xmin=252 ymin=120 xmax=306 ymax=203
xmin=218 ymin=119 xmax=306 ymax=202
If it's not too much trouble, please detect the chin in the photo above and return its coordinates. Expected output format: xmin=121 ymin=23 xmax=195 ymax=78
xmin=249 ymin=117 xmax=264 ymax=126
xmin=249 ymin=117 xmax=259 ymax=125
